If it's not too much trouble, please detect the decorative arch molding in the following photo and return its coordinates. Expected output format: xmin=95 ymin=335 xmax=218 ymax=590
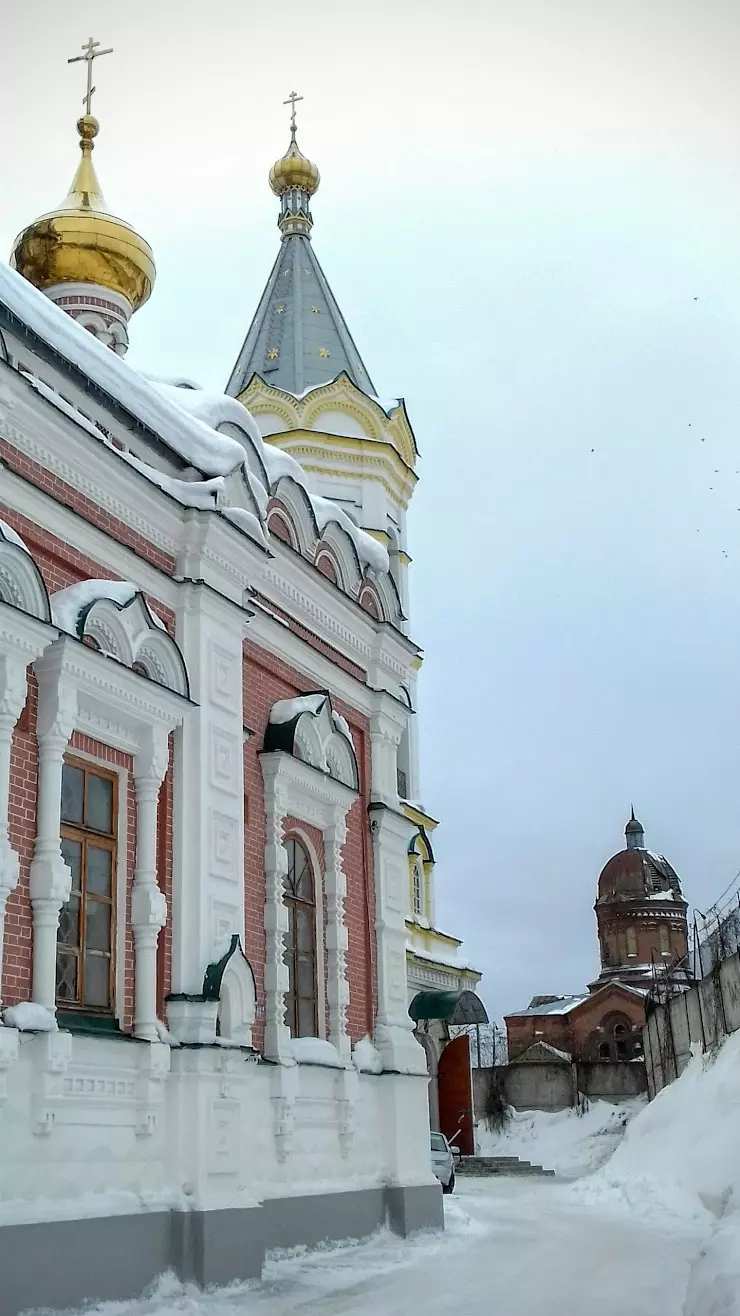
xmin=0 ymin=522 xmax=52 ymax=622
xmin=50 ymin=582 xmax=189 ymax=697
xmin=372 ymin=570 xmax=404 ymax=625
xmin=267 ymin=504 xmax=299 ymax=550
xmin=202 ymin=934 xmax=257 ymax=1047
xmin=264 ymin=691 xmax=359 ymax=791
xmin=319 ymin=523 xmax=362 ymax=595
xmin=358 ymin=582 xmax=382 ymax=621
xmin=271 ymin=477 xmax=319 ymax=559
xmin=315 ymin=549 xmax=340 ymax=585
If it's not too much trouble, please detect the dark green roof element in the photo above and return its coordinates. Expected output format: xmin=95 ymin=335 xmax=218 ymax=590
xmin=202 ymin=935 xmax=255 ymax=1002
xmin=226 ymin=231 xmax=376 ymax=399
xmin=408 ymin=989 xmax=488 ymax=1025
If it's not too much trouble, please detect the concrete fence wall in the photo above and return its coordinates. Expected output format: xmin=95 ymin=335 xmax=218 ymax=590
xmin=643 ymin=949 xmax=740 ymax=1098
xmin=473 ymin=1058 xmax=647 ymax=1117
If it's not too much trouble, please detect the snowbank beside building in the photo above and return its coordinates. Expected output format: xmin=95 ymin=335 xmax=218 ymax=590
xmin=478 ymin=1099 xmax=644 ymax=1177
xmin=578 ymin=1029 xmax=740 ymax=1313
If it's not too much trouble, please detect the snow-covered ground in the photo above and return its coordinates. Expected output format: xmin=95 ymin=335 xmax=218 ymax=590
xmin=477 ymin=1095 xmax=646 ymax=1177
xmin=30 ymin=1031 xmax=740 ymax=1315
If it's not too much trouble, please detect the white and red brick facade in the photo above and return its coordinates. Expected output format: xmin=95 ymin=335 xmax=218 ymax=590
xmin=0 ymin=266 xmax=438 ymax=1312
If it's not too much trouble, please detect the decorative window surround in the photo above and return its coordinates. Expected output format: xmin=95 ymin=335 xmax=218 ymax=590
xmin=260 ymin=749 xmax=357 ymax=1065
xmin=31 ymin=637 xmax=193 ymax=1039
xmin=0 ymin=603 xmax=56 ymax=1003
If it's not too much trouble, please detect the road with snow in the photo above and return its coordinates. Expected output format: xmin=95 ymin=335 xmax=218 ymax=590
xmin=63 ymin=1176 xmax=698 ymax=1316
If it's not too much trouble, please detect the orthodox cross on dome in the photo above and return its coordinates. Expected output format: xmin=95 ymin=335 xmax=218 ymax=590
xmin=68 ymin=37 xmax=113 ymax=116
xmin=283 ymin=90 xmax=303 ymax=140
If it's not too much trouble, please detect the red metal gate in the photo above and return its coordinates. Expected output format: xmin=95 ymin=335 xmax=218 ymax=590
xmin=437 ymin=1033 xmax=474 ymax=1156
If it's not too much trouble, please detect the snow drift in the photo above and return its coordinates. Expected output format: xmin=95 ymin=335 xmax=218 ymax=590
xmin=478 ymin=1098 xmax=644 ymax=1177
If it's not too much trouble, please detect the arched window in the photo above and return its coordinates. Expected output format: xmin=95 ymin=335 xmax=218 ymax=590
xmin=283 ymin=838 xmax=318 ymax=1038
xmin=412 ymin=858 xmax=423 ymax=917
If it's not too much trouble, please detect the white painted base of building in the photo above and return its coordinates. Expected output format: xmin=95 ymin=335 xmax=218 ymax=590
xmin=0 ymin=1029 xmax=442 ymax=1314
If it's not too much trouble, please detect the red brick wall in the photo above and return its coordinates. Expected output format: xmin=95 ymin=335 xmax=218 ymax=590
xmin=243 ymin=639 xmax=376 ymax=1049
xmin=505 ymin=989 xmax=646 ymax=1062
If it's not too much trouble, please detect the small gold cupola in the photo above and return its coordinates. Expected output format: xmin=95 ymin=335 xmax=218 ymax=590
xmin=269 ymin=91 xmax=320 ymax=238
xmin=9 ymin=38 xmax=154 ymax=355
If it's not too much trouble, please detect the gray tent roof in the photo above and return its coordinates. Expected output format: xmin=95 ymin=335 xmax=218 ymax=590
xmin=226 ymin=233 xmax=376 ymax=399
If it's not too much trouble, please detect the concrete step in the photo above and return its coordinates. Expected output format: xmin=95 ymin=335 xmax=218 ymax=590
xmin=457 ymin=1155 xmax=556 ymax=1178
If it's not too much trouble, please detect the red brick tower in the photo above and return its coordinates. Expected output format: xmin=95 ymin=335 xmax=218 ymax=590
xmin=592 ymin=810 xmax=690 ymax=992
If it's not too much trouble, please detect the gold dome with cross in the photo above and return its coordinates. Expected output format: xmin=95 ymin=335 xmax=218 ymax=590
xmin=11 ymin=38 xmax=155 ymax=312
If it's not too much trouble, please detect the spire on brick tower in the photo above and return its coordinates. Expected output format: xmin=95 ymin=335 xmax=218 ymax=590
xmin=10 ymin=38 xmax=155 ymax=355
xmin=625 ymin=807 xmax=645 ymax=851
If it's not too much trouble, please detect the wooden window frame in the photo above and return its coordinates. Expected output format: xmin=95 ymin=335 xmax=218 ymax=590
xmin=283 ymin=836 xmax=319 ymax=1039
xmin=57 ymin=754 xmax=119 ymax=1015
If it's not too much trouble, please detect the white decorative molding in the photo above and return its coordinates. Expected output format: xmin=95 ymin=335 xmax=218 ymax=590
xmin=261 ymin=750 xmax=357 ymax=1066
xmin=0 ymin=602 xmax=55 ymax=1000
xmin=31 ymin=637 xmax=191 ymax=1022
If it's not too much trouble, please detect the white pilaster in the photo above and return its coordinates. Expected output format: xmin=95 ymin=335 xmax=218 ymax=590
xmin=324 ymin=814 xmax=350 ymax=1061
xmin=0 ymin=647 xmax=43 ymax=1001
xmin=261 ymin=769 xmax=293 ymax=1065
xmin=132 ymin=727 xmax=170 ymax=1041
xmin=30 ymin=651 xmax=77 ymax=1011
xmin=171 ymin=580 xmax=246 ymax=997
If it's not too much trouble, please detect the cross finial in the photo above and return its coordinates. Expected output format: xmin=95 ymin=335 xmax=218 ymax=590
xmin=68 ymin=37 xmax=113 ymax=117
xmin=283 ymin=90 xmax=303 ymax=141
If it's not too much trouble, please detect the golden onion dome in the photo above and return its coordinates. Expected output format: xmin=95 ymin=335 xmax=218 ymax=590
xmin=10 ymin=115 xmax=155 ymax=311
xmin=269 ymin=132 xmax=320 ymax=198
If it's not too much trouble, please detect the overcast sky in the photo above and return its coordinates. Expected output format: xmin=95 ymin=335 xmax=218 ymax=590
xmin=4 ymin=1 xmax=740 ymax=1018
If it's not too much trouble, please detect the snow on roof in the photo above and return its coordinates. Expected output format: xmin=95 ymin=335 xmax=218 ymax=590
xmin=310 ymin=493 xmax=389 ymax=575
xmin=0 ymin=520 xmax=31 ymax=554
xmin=406 ymin=941 xmax=478 ymax=973
xmin=268 ymin=693 xmax=327 ymax=725
xmin=332 ymin=709 xmax=355 ymax=749
xmin=123 ymin=453 xmax=225 ymax=508
xmin=0 ymin=263 xmax=247 ymax=478
xmin=51 ymin=580 xmax=165 ymax=635
xmin=0 ymin=261 xmax=392 ymax=582
xmin=647 ymin=889 xmax=675 ymax=901
xmin=508 ymin=994 xmax=590 ymax=1018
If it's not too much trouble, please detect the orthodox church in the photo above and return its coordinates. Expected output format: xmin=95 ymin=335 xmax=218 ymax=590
xmin=0 ymin=52 xmax=482 ymax=1313
xmin=505 ymin=811 xmax=690 ymax=1069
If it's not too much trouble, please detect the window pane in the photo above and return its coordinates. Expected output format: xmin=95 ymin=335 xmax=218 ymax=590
xmin=58 ymin=896 xmax=81 ymax=948
xmin=297 ymin=954 xmax=315 ymax=998
xmin=87 ymin=773 xmax=114 ymax=834
xmin=295 ymin=861 xmax=313 ymax=902
xmin=86 ymin=900 xmax=111 ymax=953
xmin=296 ymin=908 xmax=314 ymax=952
xmin=87 ymin=845 xmax=112 ymax=897
xmin=61 ymin=838 xmax=82 ymax=894
xmin=83 ymin=953 xmax=111 ymax=1008
xmin=56 ymin=951 xmax=78 ymax=1002
xmin=61 ymin=764 xmax=84 ymax=825
xmin=297 ymin=995 xmax=316 ymax=1037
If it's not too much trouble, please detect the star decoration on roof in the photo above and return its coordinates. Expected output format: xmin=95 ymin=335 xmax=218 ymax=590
xmin=311 ymin=305 xmax=320 ymax=313
xmin=303 ymin=267 xmax=311 ymax=275
xmin=282 ymin=269 xmax=291 ymax=278
xmin=267 ymin=348 xmax=279 ymax=359
xmin=275 ymin=304 xmax=285 ymax=314
xmin=318 ymin=346 xmax=330 ymax=358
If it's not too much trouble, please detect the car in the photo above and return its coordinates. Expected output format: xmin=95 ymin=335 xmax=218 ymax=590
xmin=430 ymin=1130 xmax=455 ymax=1194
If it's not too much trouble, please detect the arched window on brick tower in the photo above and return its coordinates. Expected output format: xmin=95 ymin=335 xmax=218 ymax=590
xmin=283 ymin=837 xmax=318 ymax=1037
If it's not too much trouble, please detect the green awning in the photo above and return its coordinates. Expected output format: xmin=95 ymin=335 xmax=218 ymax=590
xmin=408 ymin=989 xmax=489 ymax=1025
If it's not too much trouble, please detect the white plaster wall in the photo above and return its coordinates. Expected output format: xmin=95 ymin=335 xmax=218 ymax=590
xmin=0 ymin=1033 xmax=434 ymax=1223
